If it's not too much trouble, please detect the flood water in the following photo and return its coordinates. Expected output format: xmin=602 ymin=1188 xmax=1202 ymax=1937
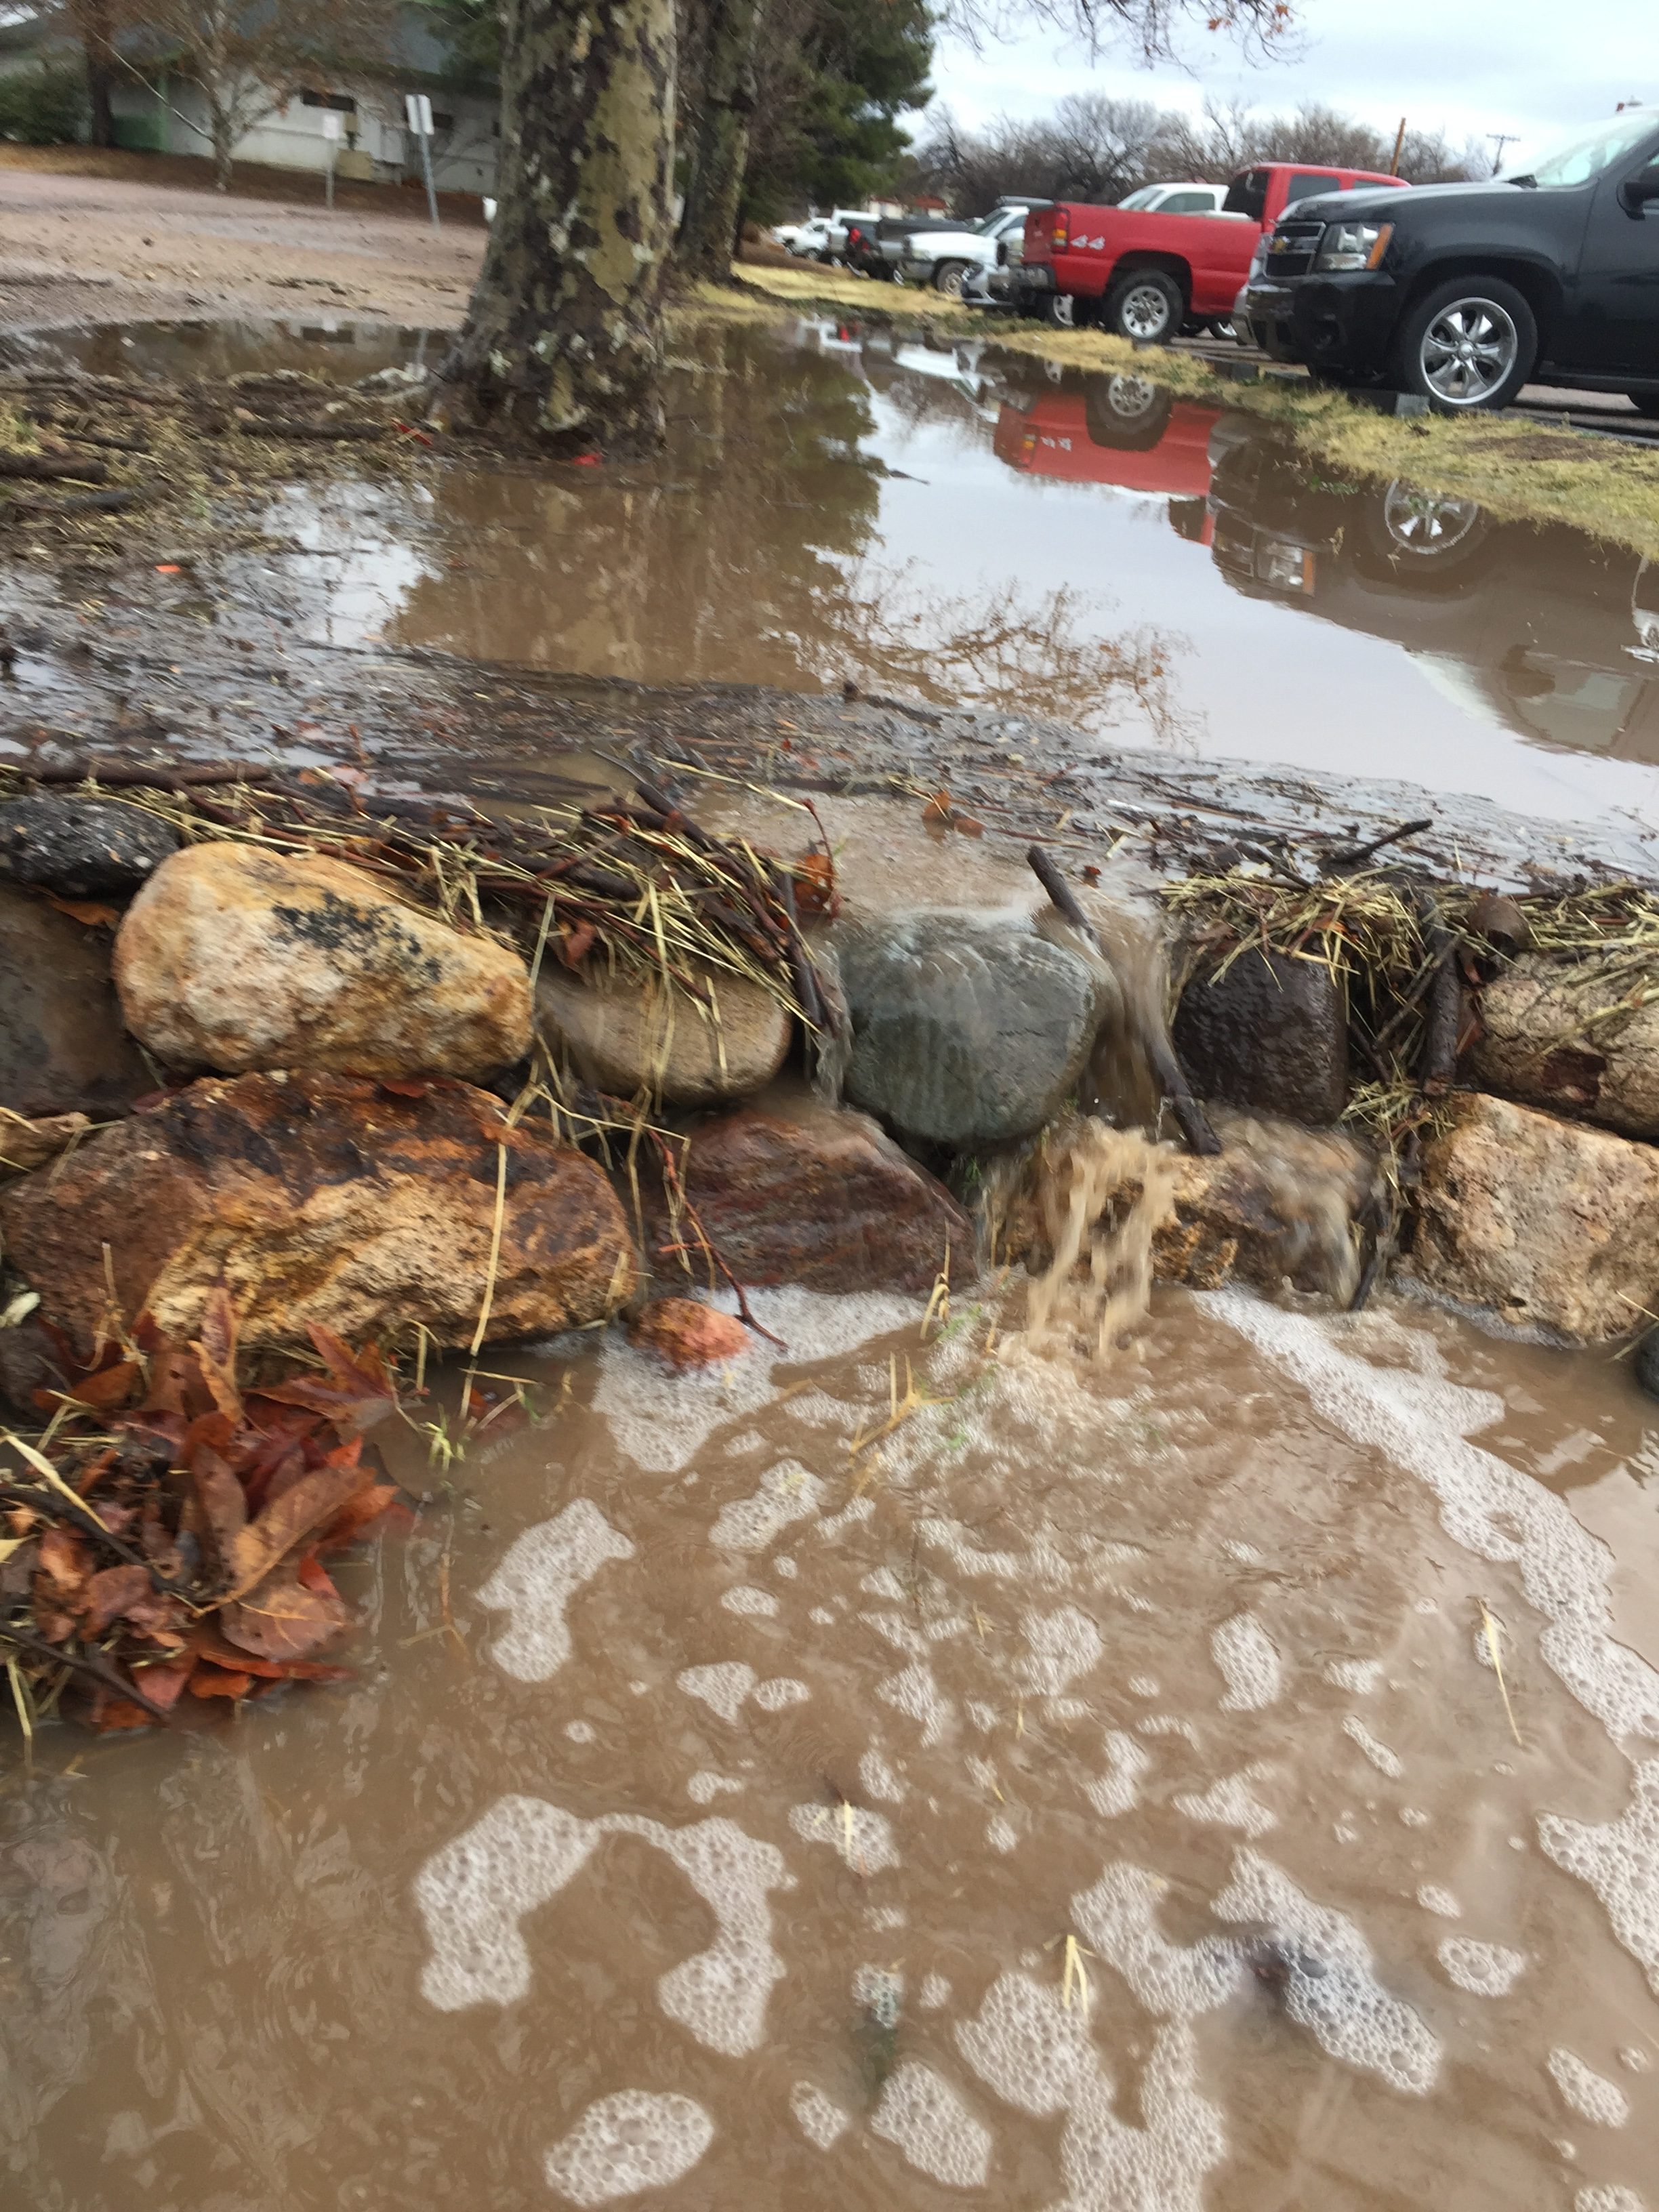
xmin=5 ymin=316 xmax=1659 ymax=2212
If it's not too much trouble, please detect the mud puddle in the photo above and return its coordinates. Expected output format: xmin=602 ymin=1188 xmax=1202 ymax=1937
xmin=0 ymin=315 xmax=441 ymax=384
xmin=5 ymin=1273 xmax=1658 ymax=2210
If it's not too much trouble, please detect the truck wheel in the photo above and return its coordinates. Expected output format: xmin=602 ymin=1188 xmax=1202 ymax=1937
xmin=1082 ymin=375 xmax=1174 ymax=451
xmin=1103 ymin=270 xmax=1183 ymax=345
xmin=1040 ymin=292 xmax=1094 ymax=328
xmin=933 ymin=261 xmax=970 ymax=298
xmin=1389 ymin=276 xmax=1536 ymax=411
xmin=1630 ymin=393 xmax=1659 ymax=418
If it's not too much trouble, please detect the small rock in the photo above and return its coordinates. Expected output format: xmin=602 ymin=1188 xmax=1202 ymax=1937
xmin=0 ymin=1309 xmax=69 ymax=1420
xmin=0 ymin=1070 xmax=635 ymax=1359
xmin=1407 ymin=1090 xmax=1659 ymax=1340
xmin=0 ymin=796 xmax=179 ymax=898
xmin=0 ymin=1108 xmax=90 ymax=1179
xmin=630 ymin=1296 xmax=752 ymax=1368
xmin=665 ymin=1099 xmax=972 ymax=1293
xmin=1154 ymin=1110 xmax=1377 ymax=1300
xmin=538 ymin=961 xmax=790 ymax=1107
xmin=1173 ymin=947 xmax=1348 ymax=1127
xmin=0 ymin=883 xmax=153 ymax=1118
xmin=1468 ymin=954 xmax=1659 ymax=1139
xmin=114 ymin=842 xmax=532 ymax=1080
xmin=1635 ymin=1328 xmax=1659 ymax=1402
xmin=836 ymin=912 xmax=1107 ymax=1147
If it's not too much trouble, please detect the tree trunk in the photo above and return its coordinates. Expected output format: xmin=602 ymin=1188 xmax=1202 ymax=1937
xmin=211 ymin=105 xmax=234 ymax=190
xmin=83 ymin=0 xmax=115 ymax=149
xmin=441 ymin=0 xmax=676 ymax=453
xmin=674 ymin=0 xmax=764 ymax=285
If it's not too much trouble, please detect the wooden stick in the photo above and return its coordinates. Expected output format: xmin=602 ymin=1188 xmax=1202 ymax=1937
xmin=0 ymin=1621 xmax=178 ymax=1725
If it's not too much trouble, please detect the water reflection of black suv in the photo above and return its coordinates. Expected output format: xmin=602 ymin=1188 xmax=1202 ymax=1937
xmin=1236 ymin=108 xmax=1659 ymax=411
xmin=1206 ymin=419 xmax=1659 ymax=761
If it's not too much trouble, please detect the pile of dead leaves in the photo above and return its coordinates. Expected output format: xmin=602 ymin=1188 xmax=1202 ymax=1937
xmin=0 ymin=1292 xmax=404 ymax=1734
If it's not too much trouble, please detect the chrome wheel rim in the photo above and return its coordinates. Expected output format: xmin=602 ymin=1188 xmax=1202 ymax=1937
xmin=1120 ymin=283 xmax=1171 ymax=340
xmin=1419 ymin=298 xmax=1519 ymax=407
xmin=1103 ymin=374 xmax=1159 ymax=422
xmin=935 ymin=265 xmax=964 ymax=298
xmin=1049 ymin=292 xmax=1078 ymax=327
xmin=1381 ymin=480 xmax=1486 ymax=558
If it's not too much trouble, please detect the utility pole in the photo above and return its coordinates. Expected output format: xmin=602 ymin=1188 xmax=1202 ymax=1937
xmin=1488 ymin=131 xmax=1518 ymax=176
xmin=405 ymin=93 xmax=441 ymax=230
xmin=1389 ymin=117 xmax=1407 ymax=176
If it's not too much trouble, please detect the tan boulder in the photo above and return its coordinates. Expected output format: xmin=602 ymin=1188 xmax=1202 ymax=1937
xmin=0 ymin=1071 xmax=634 ymax=1359
xmin=114 ymin=842 xmax=532 ymax=1080
xmin=1407 ymin=1090 xmax=1659 ymax=1340
xmin=538 ymin=961 xmax=790 ymax=1107
xmin=1153 ymin=1111 xmax=1378 ymax=1301
xmin=1469 ymin=953 xmax=1659 ymax=1139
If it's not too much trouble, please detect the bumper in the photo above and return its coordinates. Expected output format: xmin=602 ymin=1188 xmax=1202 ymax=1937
xmin=1237 ymin=272 xmax=1399 ymax=370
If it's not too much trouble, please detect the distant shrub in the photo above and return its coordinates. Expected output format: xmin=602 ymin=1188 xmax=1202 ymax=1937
xmin=0 ymin=62 xmax=87 ymax=146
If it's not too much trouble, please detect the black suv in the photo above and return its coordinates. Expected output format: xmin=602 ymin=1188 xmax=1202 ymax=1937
xmin=1235 ymin=109 xmax=1659 ymax=411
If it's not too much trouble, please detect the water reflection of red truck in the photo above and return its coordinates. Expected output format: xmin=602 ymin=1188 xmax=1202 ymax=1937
xmin=993 ymin=379 xmax=1223 ymax=542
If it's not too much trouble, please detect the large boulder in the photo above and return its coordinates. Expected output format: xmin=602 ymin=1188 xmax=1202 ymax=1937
xmin=0 ymin=884 xmax=153 ymax=1118
xmin=1153 ymin=1111 xmax=1376 ymax=1300
xmin=0 ymin=796 xmax=178 ymax=898
xmin=1406 ymin=1090 xmax=1659 ymax=1340
xmin=835 ymin=912 xmax=1107 ymax=1149
xmin=0 ymin=1071 xmax=635 ymax=1359
xmin=114 ymin=842 xmax=532 ymax=1081
xmin=1172 ymin=947 xmax=1348 ymax=1127
xmin=537 ymin=961 xmax=790 ymax=1107
xmin=662 ymin=1099 xmax=972 ymax=1293
xmin=1468 ymin=953 xmax=1659 ymax=1139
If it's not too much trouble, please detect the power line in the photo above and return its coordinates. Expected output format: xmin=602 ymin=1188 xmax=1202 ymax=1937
xmin=1488 ymin=131 xmax=1519 ymax=173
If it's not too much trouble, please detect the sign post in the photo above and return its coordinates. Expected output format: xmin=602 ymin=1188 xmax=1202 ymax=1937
xmin=405 ymin=92 xmax=440 ymax=231
xmin=321 ymin=108 xmax=342 ymax=209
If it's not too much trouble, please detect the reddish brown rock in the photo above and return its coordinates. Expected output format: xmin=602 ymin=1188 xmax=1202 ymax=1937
xmin=0 ymin=1071 xmax=635 ymax=1359
xmin=630 ymin=1296 xmax=752 ymax=1368
xmin=665 ymin=1099 xmax=972 ymax=1294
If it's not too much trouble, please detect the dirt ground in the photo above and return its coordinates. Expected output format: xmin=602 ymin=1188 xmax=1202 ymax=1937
xmin=0 ymin=146 xmax=486 ymax=335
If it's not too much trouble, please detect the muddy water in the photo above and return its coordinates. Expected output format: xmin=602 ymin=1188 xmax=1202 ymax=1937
xmin=6 ymin=1275 xmax=1659 ymax=2211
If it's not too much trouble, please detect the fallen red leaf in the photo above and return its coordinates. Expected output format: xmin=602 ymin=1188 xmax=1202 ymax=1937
xmin=922 ymin=790 xmax=954 ymax=824
xmin=190 ymin=1445 xmax=249 ymax=1578
xmin=80 ymin=1563 xmax=154 ymax=1638
xmin=220 ymin=1563 xmax=350 ymax=1662
xmin=222 ymin=1454 xmax=371 ymax=1600
xmin=190 ymin=1627 xmax=351 ymax=1681
xmin=45 ymin=894 xmax=123 ymax=928
xmin=315 ymin=1481 xmax=398 ymax=1551
xmin=558 ymin=920 xmax=596 ymax=968
xmin=91 ymin=1698 xmax=157 ymax=1732
xmin=64 ymin=1359 xmax=141 ymax=1412
xmin=191 ymin=1288 xmax=243 ymax=1425
xmin=190 ymin=1663 xmax=253 ymax=1700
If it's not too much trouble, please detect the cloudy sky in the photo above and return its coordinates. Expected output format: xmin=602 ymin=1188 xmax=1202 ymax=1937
xmin=928 ymin=0 xmax=1655 ymax=170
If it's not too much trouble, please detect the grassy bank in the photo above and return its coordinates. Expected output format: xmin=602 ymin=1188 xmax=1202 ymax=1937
xmin=707 ymin=262 xmax=1659 ymax=560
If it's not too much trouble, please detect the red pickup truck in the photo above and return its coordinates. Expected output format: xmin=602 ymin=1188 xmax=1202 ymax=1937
xmin=1014 ymin=160 xmax=1406 ymax=342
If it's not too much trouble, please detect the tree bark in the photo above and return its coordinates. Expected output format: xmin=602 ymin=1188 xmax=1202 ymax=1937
xmin=674 ymin=0 xmax=764 ymax=284
xmin=440 ymin=0 xmax=676 ymax=453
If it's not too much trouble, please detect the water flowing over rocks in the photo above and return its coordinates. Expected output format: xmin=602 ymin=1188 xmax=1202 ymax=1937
xmin=0 ymin=1069 xmax=634 ymax=1357
xmin=1153 ymin=1110 xmax=1377 ymax=1300
xmin=1406 ymin=1091 xmax=1659 ymax=1340
xmin=114 ymin=842 xmax=533 ymax=1080
xmin=0 ymin=796 xmax=178 ymax=898
xmin=1468 ymin=953 xmax=1659 ymax=1140
xmin=665 ymin=1098 xmax=972 ymax=1293
xmin=537 ymin=962 xmax=790 ymax=1107
xmin=1173 ymin=945 xmax=1349 ymax=1127
xmin=835 ymin=910 xmax=1109 ymax=1147
xmin=0 ymin=884 xmax=153 ymax=1118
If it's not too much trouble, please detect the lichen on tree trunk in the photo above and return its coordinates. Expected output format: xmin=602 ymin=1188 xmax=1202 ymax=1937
xmin=674 ymin=0 xmax=764 ymax=284
xmin=441 ymin=0 xmax=677 ymax=453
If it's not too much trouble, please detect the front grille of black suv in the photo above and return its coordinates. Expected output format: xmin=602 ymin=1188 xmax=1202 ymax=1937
xmin=1263 ymin=220 xmax=1324 ymax=280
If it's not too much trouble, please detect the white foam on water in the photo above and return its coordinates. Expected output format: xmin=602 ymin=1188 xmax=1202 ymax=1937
xmin=542 ymin=2091 xmax=713 ymax=2206
xmin=877 ymin=1660 xmax=956 ymax=1746
xmin=476 ymin=1500 xmax=635 ymax=1682
xmin=565 ymin=1720 xmax=596 ymax=1744
xmin=790 ymin=2083 xmax=849 ymax=2150
xmin=1417 ymin=1885 xmax=1461 ymax=1919
xmin=922 ymin=1973 xmax=953 ymax=2010
xmin=711 ymin=1460 xmax=825 ymax=1552
xmin=1138 ymin=1715 xmax=1200 ymax=1745
xmin=791 ymin=1801 xmax=900 ymax=1873
xmin=1576 ymin=2190 xmax=1646 ymax=2212
xmin=1622 ymin=2049 xmax=1652 ymax=2072
xmin=966 ymin=1700 xmax=999 ymax=1733
xmin=1540 ymin=1763 xmax=1659 ymax=1996
xmin=1214 ymin=1851 xmax=1441 ymax=2093
xmin=1086 ymin=1732 xmax=1151 ymax=1818
xmin=752 ymin=1677 xmax=810 ymax=1711
xmin=861 ymin=1568 xmax=907 ymax=1601
xmin=1129 ymin=1676 xmax=1160 ymax=1698
xmin=1344 ymin=1718 xmax=1404 ymax=1778
xmin=686 ymin=1772 xmax=743 ymax=1805
xmin=1551 ymin=2049 xmax=1631 ymax=2127
xmin=678 ymin=1662 xmax=756 ymax=1724
xmin=1437 ymin=1938 xmax=1527 ymax=1995
xmin=1211 ymin=1613 xmax=1283 ymax=1711
xmin=1021 ymin=1606 xmax=1105 ymax=1696
xmin=1173 ymin=1770 xmax=1277 ymax=1839
xmin=987 ymin=1814 xmax=1020 ymax=1854
xmin=415 ymin=1797 xmax=790 ymax=2054
xmin=859 ymin=1749 xmax=905 ymax=1802
xmin=1401 ymin=1807 xmax=1431 ymax=1828
xmin=870 ymin=2061 xmax=992 ymax=2189
xmin=1327 ymin=1658 xmax=1385 ymax=1694
xmin=1208 ymin=1292 xmax=1659 ymax=1744
xmin=774 ymin=1555 xmax=799 ymax=1578
xmin=721 ymin=1584 xmax=779 ymax=1618
xmin=809 ymin=1605 xmax=837 ymax=1625
xmin=1073 ymin=1863 xmax=1241 ymax=2018
xmin=593 ymin=1287 xmax=922 ymax=1473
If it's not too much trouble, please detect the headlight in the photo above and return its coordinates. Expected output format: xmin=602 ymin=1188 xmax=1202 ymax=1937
xmin=1314 ymin=221 xmax=1393 ymax=272
xmin=1258 ymin=539 xmax=1316 ymax=594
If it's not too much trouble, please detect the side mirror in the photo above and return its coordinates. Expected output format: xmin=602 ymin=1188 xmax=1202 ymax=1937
xmin=1618 ymin=163 xmax=1659 ymax=216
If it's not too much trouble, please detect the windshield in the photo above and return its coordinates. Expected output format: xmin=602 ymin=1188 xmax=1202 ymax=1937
xmin=1517 ymin=108 xmax=1659 ymax=187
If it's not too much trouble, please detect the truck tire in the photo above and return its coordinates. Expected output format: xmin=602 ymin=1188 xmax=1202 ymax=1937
xmin=1630 ymin=392 xmax=1659 ymax=418
xmin=1103 ymin=269 xmax=1184 ymax=345
xmin=933 ymin=260 xmax=970 ymax=298
xmin=1083 ymin=374 xmax=1174 ymax=451
xmin=1040 ymin=292 xmax=1095 ymax=328
xmin=1389 ymin=276 xmax=1537 ymax=411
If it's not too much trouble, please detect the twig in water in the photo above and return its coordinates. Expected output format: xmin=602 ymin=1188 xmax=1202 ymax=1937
xmin=1476 ymin=1598 xmax=1524 ymax=1748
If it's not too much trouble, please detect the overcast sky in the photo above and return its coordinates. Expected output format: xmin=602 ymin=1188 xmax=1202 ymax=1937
xmin=927 ymin=0 xmax=1655 ymax=169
